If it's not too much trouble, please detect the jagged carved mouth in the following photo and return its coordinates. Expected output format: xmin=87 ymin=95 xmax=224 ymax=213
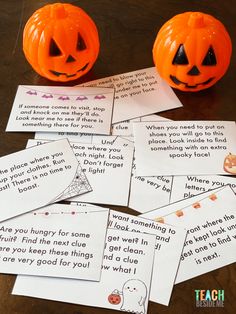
xmin=49 ymin=62 xmax=89 ymax=78
xmin=170 ymin=75 xmax=214 ymax=89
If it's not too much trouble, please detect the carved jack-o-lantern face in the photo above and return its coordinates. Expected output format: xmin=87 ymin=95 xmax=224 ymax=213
xmin=170 ymin=44 xmax=217 ymax=89
xmin=23 ymin=3 xmax=100 ymax=82
xmin=153 ymin=12 xmax=232 ymax=91
xmin=46 ymin=31 xmax=90 ymax=79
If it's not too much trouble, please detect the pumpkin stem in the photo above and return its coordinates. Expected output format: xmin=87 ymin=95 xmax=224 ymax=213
xmin=188 ymin=12 xmax=205 ymax=28
xmin=51 ymin=4 xmax=67 ymax=19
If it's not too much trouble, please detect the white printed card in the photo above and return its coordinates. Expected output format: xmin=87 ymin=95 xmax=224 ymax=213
xmin=134 ymin=121 xmax=236 ymax=176
xmin=35 ymin=113 xmax=170 ymax=140
xmin=82 ymin=67 xmax=183 ymax=123
xmin=27 ymin=139 xmax=134 ymax=206
xmin=60 ymin=204 xmax=186 ymax=305
xmin=34 ymin=132 xmax=132 ymax=148
xmin=0 ymin=139 xmax=91 ymax=222
xmin=108 ymin=210 xmax=186 ymax=305
xmin=6 ymin=86 xmax=115 ymax=135
xmin=0 ymin=204 xmax=109 ymax=280
xmin=69 ymin=142 xmax=134 ymax=205
xmin=112 ymin=114 xmax=170 ymax=137
xmin=13 ymin=228 xmax=156 ymax=314
xmin=170 ymin=175 xmax=236 ymax=202
xmin=141 ymin=186 xmax=236 ymax=283
xmin=129 ymin=159 xmax=172 ymax=213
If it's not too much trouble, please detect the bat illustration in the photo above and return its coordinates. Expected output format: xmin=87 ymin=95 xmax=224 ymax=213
xmin=94 ymin=94 xmax=106 ymax=99
xmin=58 ymin=96 xmax=70 ymax=100
xmin=42 ymin=94 xmax=53 ymax=98
xmin=26 ymin=90 xmax=37 ymax=95
xmin=76 ymin=95 xmax=88 ymax=101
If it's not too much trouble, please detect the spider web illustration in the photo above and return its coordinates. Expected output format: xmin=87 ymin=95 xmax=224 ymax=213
xmin=51 ymin=164 xmax=92 ymax=203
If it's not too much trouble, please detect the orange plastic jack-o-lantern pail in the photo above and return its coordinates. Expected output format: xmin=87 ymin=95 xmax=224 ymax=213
xmin=23 ymin=3 xmax=100 ymax=82
xmin=153 ymin=12 xmax=232 ymax=91
xmin=108 ymin=290 xmax=121 ymax=305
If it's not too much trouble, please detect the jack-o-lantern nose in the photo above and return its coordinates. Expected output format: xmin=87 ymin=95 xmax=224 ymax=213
xmin=66 ymin=55 xmax=76 ymax=63
xmin=187 ymin=65 xmax=200 ymax=76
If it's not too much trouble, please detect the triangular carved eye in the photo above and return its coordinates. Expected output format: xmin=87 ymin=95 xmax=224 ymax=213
xmin=49 ymin=39 xmax=62 ymax=56
xmin=172 ymin=44 xmax=189 ymax=65
xmin=202 ymin=46 xmax=217 ymax=65
xmin=77 ymin=33 xmax=86 ymax=51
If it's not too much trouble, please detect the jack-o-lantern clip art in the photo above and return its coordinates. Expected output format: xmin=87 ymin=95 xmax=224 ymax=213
xmin=223 ymin=153 xmax=236 ymax=175
xmin=153 ymin=12 xmax=232 ymax=91
xmin=23 ymin=3 xmax=100 ymax=82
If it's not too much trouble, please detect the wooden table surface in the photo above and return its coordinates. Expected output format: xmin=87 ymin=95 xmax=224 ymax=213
xmin=0 ymin=1 xmax=235 ymax=314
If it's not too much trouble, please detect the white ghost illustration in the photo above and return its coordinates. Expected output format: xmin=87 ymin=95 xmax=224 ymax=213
xmin=120 ymin=279 xmax=147 ymax=314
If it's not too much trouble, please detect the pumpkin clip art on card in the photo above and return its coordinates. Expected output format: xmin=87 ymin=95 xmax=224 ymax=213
xmin=153 ymin=11 xmax=232 ymax=91
xmin=223 ymin=153 xmax=236 ymax=174
xmin=108 ymin=289 xmax=122 ymax=305
xmin=23 ymin=3 xmax=100 ymax=82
